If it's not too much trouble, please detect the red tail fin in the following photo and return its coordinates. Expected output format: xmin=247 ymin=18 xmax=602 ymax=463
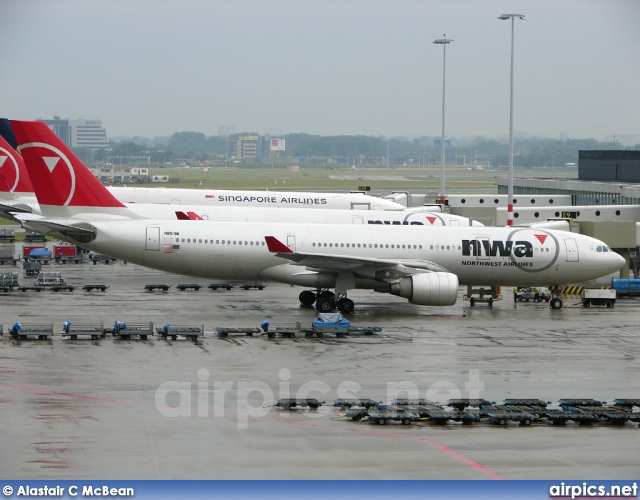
xmin=0 ymin=134 xmax=34 ymax=195
xmin=10 ymin=120 xmax=125 ymax=209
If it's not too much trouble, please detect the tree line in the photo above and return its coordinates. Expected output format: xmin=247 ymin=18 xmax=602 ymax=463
xmin=74 ymin=131 xmax=638 ymax=168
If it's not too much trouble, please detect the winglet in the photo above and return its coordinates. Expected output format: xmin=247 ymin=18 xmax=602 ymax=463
xmin=265 ymin=236 xmax=293 ymax=253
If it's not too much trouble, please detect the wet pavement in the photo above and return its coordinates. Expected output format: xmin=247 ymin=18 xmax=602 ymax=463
xmin=0 ymin=256 xmax=638 ymax=480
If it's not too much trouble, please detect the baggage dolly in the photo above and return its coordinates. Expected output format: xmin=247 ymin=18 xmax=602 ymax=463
xmin=156 ymin=324 xmax=204 ymax=342
xmin=7 ymin=322 xmax=54 ymax=340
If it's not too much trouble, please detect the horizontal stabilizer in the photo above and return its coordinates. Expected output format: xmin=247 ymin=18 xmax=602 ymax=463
xmin=22 ymin=220 xmax=96 ymax=243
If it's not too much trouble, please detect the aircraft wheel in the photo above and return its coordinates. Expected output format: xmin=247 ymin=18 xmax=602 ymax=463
xmin=318 ymin=290 xmax=335 ymax=300
xmin=299 ymin=290 xmax=316 ymax=306
xmin=337 ymin=297 xmax=355 ymax=313
xmin=316 ymin=297 xmax=334 ymax=313
xmin=550 ymin=298 xmax=563 ymax=309
xmin=469 ymin=297 xmax=475 ymax=307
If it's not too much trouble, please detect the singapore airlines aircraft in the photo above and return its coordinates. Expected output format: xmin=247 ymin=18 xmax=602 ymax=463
xmin=0 ymin=120 xmax=481 ymax=227
xmin=11 ymin=120 xmax=624 ymax=312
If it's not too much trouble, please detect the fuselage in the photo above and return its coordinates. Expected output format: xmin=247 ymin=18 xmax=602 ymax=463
xmin=58 ymin=218 xmax=623 ymax=288
xmin=107 ymin=186 xmax=404 ymax=211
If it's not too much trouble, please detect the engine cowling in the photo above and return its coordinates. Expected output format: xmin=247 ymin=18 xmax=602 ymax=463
xmin=389 ymin=272 xmax=459 ymax=306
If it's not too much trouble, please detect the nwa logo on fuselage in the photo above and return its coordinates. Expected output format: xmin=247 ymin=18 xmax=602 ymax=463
xmin=367 ymin=214 xmax=441 ymax=226
xmin=462 ymin=239 xmax=533 ymax=258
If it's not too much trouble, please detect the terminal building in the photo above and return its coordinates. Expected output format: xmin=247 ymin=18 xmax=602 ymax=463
xmin=41 ymin=116 xmax=110 ymax=150
xmin=386 ymin=150 xmax=640 ymax=278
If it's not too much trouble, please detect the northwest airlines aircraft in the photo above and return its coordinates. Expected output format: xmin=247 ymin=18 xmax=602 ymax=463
xmin=0 ymin=120 xmax=477 ymax=227
xmin=11 ymin=120 xmax=624 ymax=312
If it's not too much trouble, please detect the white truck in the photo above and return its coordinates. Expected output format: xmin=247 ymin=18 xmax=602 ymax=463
xmin=581 ymin=289 xmax=616 ymax=308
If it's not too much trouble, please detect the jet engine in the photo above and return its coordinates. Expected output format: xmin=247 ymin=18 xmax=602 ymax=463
xmin=389 ymin=272 xmax=459 ymax=306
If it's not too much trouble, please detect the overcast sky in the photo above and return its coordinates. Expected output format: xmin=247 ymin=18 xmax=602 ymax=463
xmin=2 ymin=0 xmax=639 ymax=142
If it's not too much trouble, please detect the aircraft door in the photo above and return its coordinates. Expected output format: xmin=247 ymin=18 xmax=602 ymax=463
xmin=564 ymin=238 xmax=579 ymax=262
xmin=352 ymin=217 xmax=364 ymax=224
xmin=287 ymin=235 xmax=296 ymax=252
xmin=145 ymin=227 xmax=161 ymax=251
xmin=351 ymin=202 xmax=371 ymax=211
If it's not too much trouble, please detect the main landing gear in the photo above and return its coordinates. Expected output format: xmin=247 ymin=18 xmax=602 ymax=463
xmin=298 ymin=289 xmax=355 ymax=314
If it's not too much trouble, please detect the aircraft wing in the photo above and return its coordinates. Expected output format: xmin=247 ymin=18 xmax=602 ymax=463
xmin=264 ymin=235 xmax=450 ymax=280
xmin=20 ymin=219 xmax=97 ymax=243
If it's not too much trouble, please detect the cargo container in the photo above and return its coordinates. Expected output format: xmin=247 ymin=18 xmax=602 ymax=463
xmin=53 ymin=245 xmax=82 ymax=263
xmin=0 ymin=242 xmax=17 ymax=264
xmin=0 ymin=228 xmax=15 ymax=242
xmin=53 ymin=245 xmax=77 ymax=258
xmin=23 ymin=245 xmax=45 ymax=259
xmin=611 ymin=278 xmax=640 ymax=296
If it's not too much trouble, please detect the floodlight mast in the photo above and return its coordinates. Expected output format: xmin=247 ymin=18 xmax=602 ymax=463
xmin=433 ymin=36 xmax=454 ymax=203
xmin=498 ymin=14 xmax=525 ymax=226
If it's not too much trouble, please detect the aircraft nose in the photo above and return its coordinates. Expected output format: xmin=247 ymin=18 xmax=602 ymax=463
xmin=612 ymin=251 xmax=627 ymax=270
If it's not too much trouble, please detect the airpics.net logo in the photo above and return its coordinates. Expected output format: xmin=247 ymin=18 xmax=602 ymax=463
xmin=549 ymin=482 xmax=638 ymax=499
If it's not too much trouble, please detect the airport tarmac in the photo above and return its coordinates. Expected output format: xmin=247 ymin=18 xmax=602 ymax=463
xmin=0 ymin=256 xmax=638 ymax=480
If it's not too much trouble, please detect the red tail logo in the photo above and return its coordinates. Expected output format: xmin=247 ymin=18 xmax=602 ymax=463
xmin=0 ymin=135 xmax=32 ymax=193
xmin=10 ymin=121 xmax=124 ymax=208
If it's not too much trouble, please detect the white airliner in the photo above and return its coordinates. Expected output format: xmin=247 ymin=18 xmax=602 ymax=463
xmin=10 ymin=120 xmax=625 ymax=313
xmin=0 ymin=120 xmax=480 ymax=227
xmin=107 ymin=186 xmax=406 ymax=211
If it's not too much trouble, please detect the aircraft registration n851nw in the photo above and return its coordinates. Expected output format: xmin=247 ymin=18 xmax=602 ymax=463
xmin=0 ymin=119 xmax=478 ymax=227
xmin=10 ymin=120 xmax=625 ymax=313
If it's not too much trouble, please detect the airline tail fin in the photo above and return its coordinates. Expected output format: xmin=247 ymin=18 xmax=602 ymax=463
xmin=0 ymin=120 xmax=35 ymax=197
xmin=9 ymin=120 xmax=146 ymax=219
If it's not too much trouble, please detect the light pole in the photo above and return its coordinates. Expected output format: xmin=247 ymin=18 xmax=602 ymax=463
xmin=498 ymin=14 xmax=525 ymax=226
xmin=433 ymin=36 xmax=453 ymax=202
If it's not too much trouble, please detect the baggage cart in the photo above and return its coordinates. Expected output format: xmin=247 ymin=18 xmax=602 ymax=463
xmin=156 ymin=323 xmax=203 ymax=342
xmin=208 ymin=283 xmax=234 ymax=290
xmin=82 ymin=284 xmax=109 ymax=292
xmin=215 ymin=327 xmax=260 ymax=337
xmin=61 ymin=321 xmax=105 ymax=340
xmin=176 ymin=283 xmax=201 ymax=291
xmin=7 ymin=322 xmax=54 ymax=340
xmin=144 ymin=284 xmax=171 ymax=291
xmin=275 ymin=399 xmax=325 ymax=410
xmin=112 ymin=320 xmax=154 ymax=340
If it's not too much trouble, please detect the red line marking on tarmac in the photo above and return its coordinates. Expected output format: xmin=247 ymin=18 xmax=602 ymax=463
xmin=0 ymin=382 xmax=160 ymax=409
xmin=0 ymin=382 xmax=505 ymax=480
xmin=618 ymin=330 xmax=639 ymax=337
xmin=275 ymin=418 xmax=505 ymax=480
